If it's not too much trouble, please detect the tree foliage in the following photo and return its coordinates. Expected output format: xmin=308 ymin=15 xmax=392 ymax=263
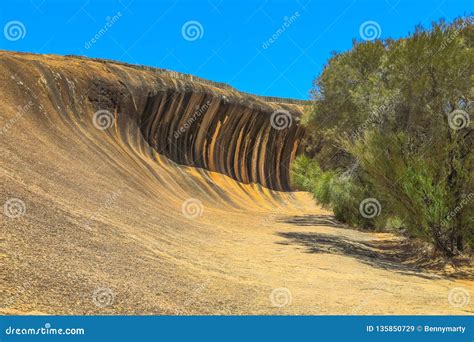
xmin=294 ymin=17 xmax=473 ymax=256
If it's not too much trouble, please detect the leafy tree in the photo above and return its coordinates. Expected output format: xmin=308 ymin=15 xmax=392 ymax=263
xmin=294 ymin=17 xmax=473 ymax=256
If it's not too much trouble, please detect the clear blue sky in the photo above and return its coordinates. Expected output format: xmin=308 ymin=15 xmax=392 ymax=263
xmin=0 ymin=0 xmax=471 ymax=99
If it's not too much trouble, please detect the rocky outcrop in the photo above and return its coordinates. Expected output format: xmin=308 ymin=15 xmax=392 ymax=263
xmin=1 ymin=51 xmax=307 ymax=191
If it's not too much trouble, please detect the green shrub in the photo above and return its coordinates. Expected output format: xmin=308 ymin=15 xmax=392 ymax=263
xmin=295 ymin=17 xmax=473 ymax=256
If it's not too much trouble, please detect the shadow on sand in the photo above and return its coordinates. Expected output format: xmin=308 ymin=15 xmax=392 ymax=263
xmin=279 ymin=214 xmax=347 ymax=228
xmin=276 ymin=214 xmax=448 ymax=280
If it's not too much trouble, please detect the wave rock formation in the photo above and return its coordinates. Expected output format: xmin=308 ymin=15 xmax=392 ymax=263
xmin=1 ymin=51 xmax=471 ymax=315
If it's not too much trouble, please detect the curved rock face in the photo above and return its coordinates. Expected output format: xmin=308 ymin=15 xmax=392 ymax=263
xmin=0 ymin=51 xmax=315 ymax=314
xmin=7 ymin=52 xmax=306 ymax=192
xmin=87 ymin=65 xmax=305 ymax=191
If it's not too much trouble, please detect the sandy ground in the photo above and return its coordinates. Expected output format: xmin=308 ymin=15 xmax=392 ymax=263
xmin=0 ymin=52 xmax=472 ymax=315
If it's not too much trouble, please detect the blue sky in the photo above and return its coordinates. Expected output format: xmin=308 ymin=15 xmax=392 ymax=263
xmin=0 ymin=0 xmax=471 ymax=99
